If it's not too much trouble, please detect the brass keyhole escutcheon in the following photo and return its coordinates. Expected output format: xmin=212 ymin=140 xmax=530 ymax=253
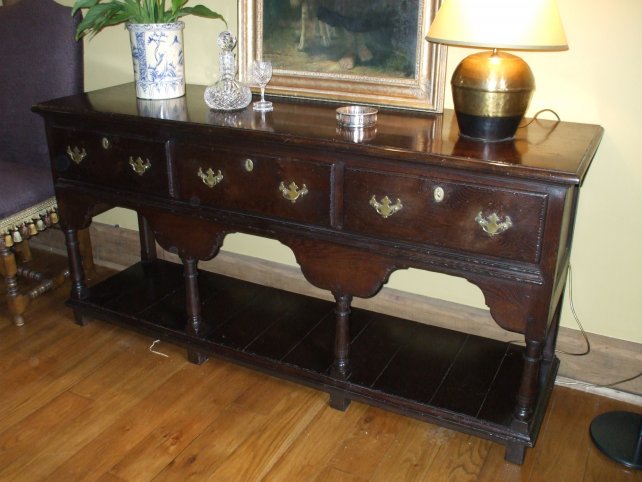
xmin=370 ymin=195 xmax=403 ymax=219
xmin=129 ymin=156 xmax=151 ymax=176
xmin=244 ymin=158 xmax=254 ymax=172
xmin=197 ymin=167 xmax=224 ymax=188
xmin=434 ymin=186 xmax=445 ymax=202
xmin=66 ymin=145 xmax=87 ymax=164
xmin=279 ymin=181 xmax=308 ymax=203
xmin=101 ymin=137 xmax=111 ymax=150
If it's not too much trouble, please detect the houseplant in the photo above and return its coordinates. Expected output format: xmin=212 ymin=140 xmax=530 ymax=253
xmin=72 ymin=0 xmax=227 ymax=99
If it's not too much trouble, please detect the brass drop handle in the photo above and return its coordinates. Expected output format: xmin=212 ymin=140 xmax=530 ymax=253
xmin=129 ymin=156 xmax=151 ymax=176
xmin=370 ymin=195 xmax=403 ymax=219
xmin=66 ymin=145 xmax=87 ymax=164
xmin=475 ymin=212 xmax=513 ymax=236
xmin=279 ymin=181 xmax=308 ymax=203
xmin=197 ymin=167 xmax=224 ymax=188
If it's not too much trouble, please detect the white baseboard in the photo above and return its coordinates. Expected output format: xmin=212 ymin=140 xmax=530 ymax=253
xmin=555 ymin=377 xmax=642 ymax=406
xmin=31 ymin=223 xmax=642 ymax=401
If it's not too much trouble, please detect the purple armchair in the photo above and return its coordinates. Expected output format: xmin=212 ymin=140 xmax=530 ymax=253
xmin=0 ymin=0 xmax=87 ymax=326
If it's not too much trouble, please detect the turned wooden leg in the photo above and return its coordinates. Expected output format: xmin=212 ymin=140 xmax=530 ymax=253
xmin=64 ymin=227 xmax=89 ymax=325
xmin=14 ymin=239 xmax=32 ymax=263
xmin=543 ymin=292 xmax=564 ymax=365
xmin=330 ymin=292 xmax=352 ymax=411
xmin=77 ymin=227 xmax=95 ymax=276
xmin=1 ymin=243 xmax=28 ymax=326
xmin=137 ymin=213 xmax=157 ymax=263
xmin=505 ymin=338 xmax=543 ymax=464
xmin=183 ymin=256 xmax=207 ymax=365
xmin=514 ymin=339 xmax=543 ymax=422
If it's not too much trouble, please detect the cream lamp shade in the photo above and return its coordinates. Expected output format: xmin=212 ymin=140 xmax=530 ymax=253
xmin=426 ymin=0 xmax=568 ymax=141
xmin=427 ymin=0 xmax=567 ymax=51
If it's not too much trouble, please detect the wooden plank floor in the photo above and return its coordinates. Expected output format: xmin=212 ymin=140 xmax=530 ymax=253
xmin=1 ymin=251 xmax=641 ymax=481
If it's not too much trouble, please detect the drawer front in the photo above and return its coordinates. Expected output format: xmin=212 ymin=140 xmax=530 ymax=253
xmin=343 ymin=169 xmax=547 ymax=263
xmin=175 ymin=144 xmax=332 ymax=226
xmin=51 ymin=128 xmax=169 ymax=196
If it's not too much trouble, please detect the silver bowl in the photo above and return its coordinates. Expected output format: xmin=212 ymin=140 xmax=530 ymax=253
xmin=336 ymin=126 xmax=377 ymax=143
xmin=336 ymin=105 xmax=378 ymax=128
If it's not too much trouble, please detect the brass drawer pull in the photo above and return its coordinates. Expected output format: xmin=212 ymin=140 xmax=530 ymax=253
xmin=279 ymin=181 xmax=308 ymax=203
xmin=129 ymin=156 xmax=151 ymax=176
xmin=197 ymin=167 xmax=224 ymax=188
xmin=66 ymin=145 xmax=86 ymax=164
xmin=370 ymin=195 xmax=403 ymax=219
xmin=475 ymin=212 xmax=513 ymax=236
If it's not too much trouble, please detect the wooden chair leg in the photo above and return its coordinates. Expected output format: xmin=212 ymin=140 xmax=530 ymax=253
xmin=1 ymin=225 xmax=91 ymax=327
xmin=0 ymin=243 xmax=28 ymax=326
xmin=2 ymin=232 xmax=75 ymax=327
xmin=14 ymin=239 xmax=32 ymax=263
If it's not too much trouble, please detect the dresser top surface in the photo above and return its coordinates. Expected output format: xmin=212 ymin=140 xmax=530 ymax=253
xmin=34 ymin=83 xmax=603 ymax=185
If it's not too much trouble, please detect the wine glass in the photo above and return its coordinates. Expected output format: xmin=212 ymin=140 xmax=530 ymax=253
xmin=252 ymin=60 xmax=273 ymax=112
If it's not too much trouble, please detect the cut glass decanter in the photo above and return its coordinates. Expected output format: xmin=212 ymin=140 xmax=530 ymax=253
xmin=204 ymin=31 xmax=252 ymax=111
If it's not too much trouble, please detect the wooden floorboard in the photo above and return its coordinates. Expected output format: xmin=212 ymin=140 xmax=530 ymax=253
xmin=1 ymin=250 xmax=641 ymax=481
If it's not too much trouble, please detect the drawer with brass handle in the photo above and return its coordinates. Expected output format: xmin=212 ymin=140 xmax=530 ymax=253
xmin=50 ymin=127 xmax=169 ymax=196
xmin=343 ymin=168 xmax=547 ymax=263
xmin=174 ymin=144 xmax=332 ymax=226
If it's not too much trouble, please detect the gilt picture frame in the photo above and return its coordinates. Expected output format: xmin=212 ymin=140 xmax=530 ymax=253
xmin=238 ymin=0 xmax=447 ymax=112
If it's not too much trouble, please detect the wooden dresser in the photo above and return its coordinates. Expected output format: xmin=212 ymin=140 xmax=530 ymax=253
xmin=34 ymin=83 xmax=603 ymax=464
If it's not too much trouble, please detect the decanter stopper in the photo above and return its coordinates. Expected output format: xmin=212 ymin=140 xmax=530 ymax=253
xmin=204 ymin=31 xmax=252 ymax=111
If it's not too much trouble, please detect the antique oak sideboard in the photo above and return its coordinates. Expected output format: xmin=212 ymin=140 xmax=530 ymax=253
xmin=34 ymin=83 xmax=603 ymax=464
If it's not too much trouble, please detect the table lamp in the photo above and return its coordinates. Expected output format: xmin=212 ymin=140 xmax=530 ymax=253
xmin=426 ymin=0 xmax=568 ymax=141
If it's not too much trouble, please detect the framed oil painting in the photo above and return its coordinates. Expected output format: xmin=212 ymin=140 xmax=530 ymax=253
xmin=238 ymin=0 xmax=447 ymax=112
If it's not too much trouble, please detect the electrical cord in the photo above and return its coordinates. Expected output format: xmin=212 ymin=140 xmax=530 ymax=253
xmin=514 ymin=109 xmax=640 ymax=389
xmin=596 ymin=371 xmax=642 ymax=388
xmin=556 ymin=264 xmax=590 ymax=356
xmin=518 ymin=109 xmax=562 ymax=145
xmin=518 ymin=108 xmax=561 ymax=128
xmin=507 ymin=264 xmax=590 ymax=355
xmin=560 ymin=264 xmax=642 ymax=388
xmin=508 ymin=263 xmax=641 ymax=389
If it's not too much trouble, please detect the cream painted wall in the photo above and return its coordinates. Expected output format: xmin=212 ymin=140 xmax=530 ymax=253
xmin=56 ymin=0 xmax=642 ymax=344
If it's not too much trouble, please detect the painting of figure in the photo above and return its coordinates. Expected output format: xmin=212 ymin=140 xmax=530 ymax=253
xmin=240 ymin=0 xmax=446 ymax=112
xmin=262 ymin=0 xmax=420 ymax=79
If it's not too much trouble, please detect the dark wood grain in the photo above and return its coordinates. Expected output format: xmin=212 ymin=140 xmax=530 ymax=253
xmin=371 ymin=321 xmax=468 ymax=403
xmin=429 ymin=334 xmax=510 ymax=416
xmin=36 ymin=83 xmax=602 ymax=182
xmin=33 ymin=84 xmax=604 ymax=464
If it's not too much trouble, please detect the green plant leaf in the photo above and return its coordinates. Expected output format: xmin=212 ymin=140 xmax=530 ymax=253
xmin=171 ymin=0 xmax=188 ymax=15
xmin=71 ymin=0 xmax=99 ymax=17
xmin=143 ymin=0 xmax=155 ymax=22
xmin=75 ymin=4 xmax=112 ymax=39
xmin=72 ymin=0 xmax=227 ymax=39
xmin=177 ymin=5 xmax=227 ymax=26
xmin=75 ymin=3 xmax=123 ymax=39
xmin=152 ymin=0 xmax=161 ymax=22
xmin=119 ymin=0 xmax=143 ymax=22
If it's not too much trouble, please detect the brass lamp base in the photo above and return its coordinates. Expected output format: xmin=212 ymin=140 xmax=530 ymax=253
xmin=452 ymin=50 xmax=535 ymax=142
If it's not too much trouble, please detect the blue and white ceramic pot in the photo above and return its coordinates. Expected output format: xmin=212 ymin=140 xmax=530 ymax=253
xmin=127 ymin=22 xmax=185 ymax=99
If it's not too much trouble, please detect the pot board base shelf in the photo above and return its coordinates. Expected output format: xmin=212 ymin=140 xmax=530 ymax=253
xmin=69 ymin=258 xmax=558 ymax=457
